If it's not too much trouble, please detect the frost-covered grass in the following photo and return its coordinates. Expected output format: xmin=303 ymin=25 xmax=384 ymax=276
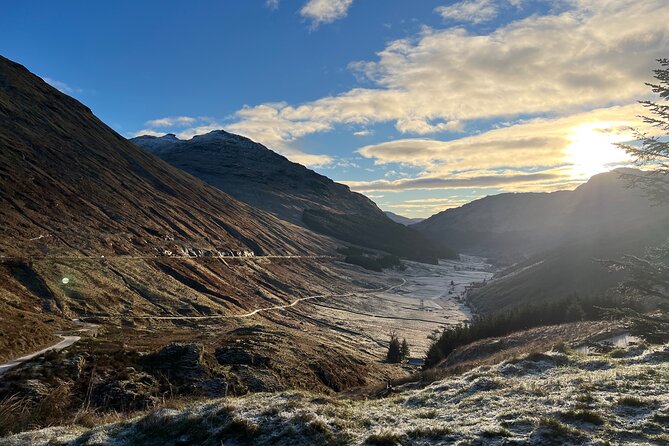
xmin=4 ymin=343 xmax=669 ymax=445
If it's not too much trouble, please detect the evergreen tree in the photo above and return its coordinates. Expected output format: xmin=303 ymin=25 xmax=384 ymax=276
xmin=616 ymin=59 xmax=669 ymax=204
xmin=386 ymin=331 xmax=402 ymax=363
xmin=607 ymin=58 xmax=669 ymax=341
xmin=565 ymin=301 xmax=586 ymax=321
xmin=400 ymin=338 xmax=410 ymax=361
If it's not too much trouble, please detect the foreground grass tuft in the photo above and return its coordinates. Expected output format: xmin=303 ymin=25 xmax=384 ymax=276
xmin=562 ymin=409 xmax=605 ymax=426
xmin=365 ymin=431 xmax=405 ymax=445
xmin=618 ymin=396 xmax=649 ymax=407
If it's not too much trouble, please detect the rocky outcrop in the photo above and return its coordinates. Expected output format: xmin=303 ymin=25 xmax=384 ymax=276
xmin=215 ymin=347 xmax=271 ymax=367
xmin=91 ymin=369 xmax=159 ymax=411
xmin=141 ymin=343 xmax=205 ymax=384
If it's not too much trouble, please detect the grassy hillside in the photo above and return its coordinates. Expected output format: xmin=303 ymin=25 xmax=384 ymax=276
xmin=467 ymin=227 xmax=669 ymax=314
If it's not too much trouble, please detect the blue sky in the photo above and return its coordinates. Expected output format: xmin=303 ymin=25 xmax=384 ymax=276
xmin=2 ymin=1 xmax=668 ymax=217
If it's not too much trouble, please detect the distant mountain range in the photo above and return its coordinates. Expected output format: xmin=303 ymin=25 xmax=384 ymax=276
xmin=384 ymin=211 xmax=424 ymax=226
xmin=133 ymin=132 xmax=455 ymax=263
xmin=413 ymin=170 xmax=669 ymax=312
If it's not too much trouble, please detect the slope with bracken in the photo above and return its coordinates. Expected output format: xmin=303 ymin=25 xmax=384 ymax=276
xmin=0 ymin=55 xmax=396 ymax=391
xmin=0 ymin=56 xmax=331 ymax=259
xmin=132 ymin=132 xmax=455 ymax=263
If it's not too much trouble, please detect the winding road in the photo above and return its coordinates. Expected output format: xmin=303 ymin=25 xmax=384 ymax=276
xmin=0 ymin=336 xmax=81 ymax=375
xmin=104 ymin=278 xmax=406 ymax=320
xmin=0 ymin=279 xmax=406 ymax=374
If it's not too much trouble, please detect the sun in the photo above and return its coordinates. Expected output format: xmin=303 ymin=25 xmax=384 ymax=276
xmin=565 ymin=123 xmax=631 ymax=179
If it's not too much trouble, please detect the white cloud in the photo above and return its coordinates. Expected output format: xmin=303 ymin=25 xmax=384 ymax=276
xmin=435 ymin=0 xmax=499 ymax=24
xmin=266 ymin=0 xmax=279 ymax=10
xmin=300 ymin=0 xmax=354 ymax=27
xmin=230 ymin=0 xmax=669 ymax=149
xmin=353 ymin=129 xmax=373 ymax=137
xmin=145 ymin=116 xmax=197 ymax=128
xmin=395 ymin=118 xmax=464 ymax=134
xmin=42 ymin=77 xmax=82 ymax=95
xmin=356 ymin=104 xmax=643 ymax=172
xmin=133 ymin=115 xmax=332 ymax=167
xmin=349 ymin=103 xmax=647 ymax=192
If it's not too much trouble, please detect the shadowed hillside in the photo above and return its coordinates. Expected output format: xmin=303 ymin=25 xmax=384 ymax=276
xmin=132 ymin=132 xmax=454 ymax=263
xmin=413 ymin=170 xmax=669 ymax=264
xmin=0 ymin=57 xmax=331 ymax=258
xmin=0 ymin=56 xmax=410 ymax=394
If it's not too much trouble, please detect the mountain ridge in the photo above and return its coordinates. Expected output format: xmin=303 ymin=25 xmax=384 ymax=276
xmin=0 ymin=56 xmax=331 ymax=259
xmin=412 ymin=169 xmax=669 ymax=312
xmin=132 ymin=131 xmax=456 ymax=263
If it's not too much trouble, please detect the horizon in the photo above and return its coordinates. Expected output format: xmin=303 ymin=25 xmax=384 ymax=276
xmin=2 ymin=0 xmax=668 ymax=217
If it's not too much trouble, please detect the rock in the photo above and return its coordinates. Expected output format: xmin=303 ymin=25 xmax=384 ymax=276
xmin=215 ymin=347 xmax=271 ymax=367
xmin=141 ymin=343 xmax=205 ymax=383
xmin=92 ymin=370 xmax=159 ymax=411
xmin=200 ymin=378 xmax=229 ymax=397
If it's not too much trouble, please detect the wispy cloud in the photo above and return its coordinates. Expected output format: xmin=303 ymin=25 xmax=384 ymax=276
xmin=230 ymin=0 xmax=668 ymax=147
xmin=435 ymin=0 xmax=499 ymax=24
xmin=300 ymin=0 xmax=354 ymax=28
xmin=346 ymin=169 xmax=569 ymax=193
xmin=144 ymin=116 xmax=197 ymax=128
xmin=42 ymin=77 xmax=83 ymax=95
xmin=265 ymin=0 xmax=280 ymax=11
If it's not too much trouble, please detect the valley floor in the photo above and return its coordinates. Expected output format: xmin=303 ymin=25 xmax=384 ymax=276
xmin=302 ymin=256 xmax=493 ymax=356
xmin=5 ymin=335 xmax=669 ymax=445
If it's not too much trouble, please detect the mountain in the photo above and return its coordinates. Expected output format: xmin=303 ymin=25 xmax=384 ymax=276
xmin=131 ymin=131 xmax=378 ymax=225
xmin=132 ymin=132 xmax=455 ymax=263
xmin=0 ymin=54 xmax=331 ymax=360
xmin=413 ymin=170 xmax=669 ymax=312
xmin=0 ymin=56 xmax=411 ymax=398
xmin=0 ymin=57 xmax=330 ymax=259
xmin=384 ymin=211 xmax=424 ymax=226
xmin=413 ymin=170 xmax=669 ymax=264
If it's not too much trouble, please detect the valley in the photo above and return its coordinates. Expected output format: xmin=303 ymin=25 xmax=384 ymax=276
xmin=0 ymin=255 xmax=492 ymax=377
xmin=303 ymin=257 xmax=493 ymax=356
xmin=2 ymin=5 xmax=669 ymax=441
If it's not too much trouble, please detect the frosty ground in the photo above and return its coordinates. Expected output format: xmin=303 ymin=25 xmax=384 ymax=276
xmin=5 ymin=334 xmax=668 ymax=445
xmin=305 ymin=257 xmax=493 ymax=356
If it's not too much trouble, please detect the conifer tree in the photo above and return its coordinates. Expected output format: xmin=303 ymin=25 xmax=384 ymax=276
xmin=400 ymin=338 xmax=410 ymax=361
xmin=386 ymin=331 xmax=402 ymax=363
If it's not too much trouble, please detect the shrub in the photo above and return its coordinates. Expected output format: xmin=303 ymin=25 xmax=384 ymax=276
xmin=365 ymin=431 xmax=405 ymax=445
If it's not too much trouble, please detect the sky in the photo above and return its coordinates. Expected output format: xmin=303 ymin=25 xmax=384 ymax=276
xmin=2 ymin=0 xmax=668 ymax=217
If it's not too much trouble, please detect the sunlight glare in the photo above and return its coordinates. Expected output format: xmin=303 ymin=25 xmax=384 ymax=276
xmin=565 ymin=123 xmax=631 ymax=179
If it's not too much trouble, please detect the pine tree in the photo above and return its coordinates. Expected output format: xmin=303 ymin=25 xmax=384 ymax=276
xmin=386 ymin=331 xmax=402 ymax=363
xmin=565 ymin=301 xmax=586 ymax=321
xmin=616 ymin=58 xmax=669 ymax=204
xmin=400 ymin=338 xmax=410 ymax=361
xmin=606 ymin=59 xmax=669 ymax=341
